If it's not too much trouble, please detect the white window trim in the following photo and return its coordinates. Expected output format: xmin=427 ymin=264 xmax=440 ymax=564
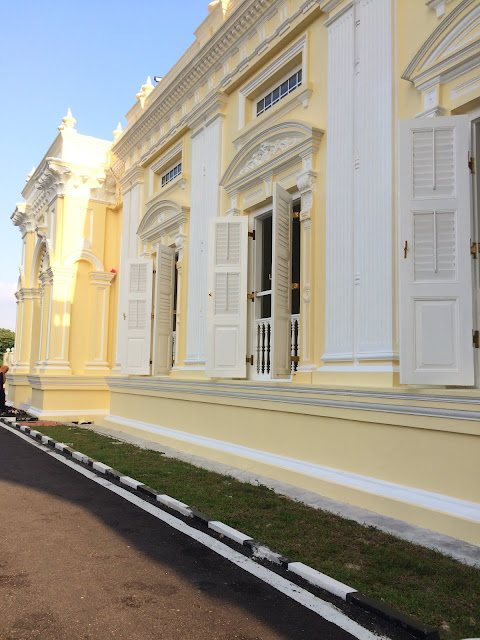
xmin=149 ymin=141 xmax=183 ymax=198
xmin=238 ymin=35 xmax=307 ymax=131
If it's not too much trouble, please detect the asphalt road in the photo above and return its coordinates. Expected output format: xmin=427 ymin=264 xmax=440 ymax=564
xmin=0 ymin=425 xmax=381 ymax=640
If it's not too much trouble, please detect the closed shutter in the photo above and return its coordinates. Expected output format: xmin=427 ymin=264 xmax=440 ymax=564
xmin=206 ymin=216 xmax=248 ymax=378
xmin=271 ymin=183 xmax=293 ymax=378
xmin=123 ymin=258 xmax=153 ymax=375
xmin=152 ymin=245 xmax=175 ymax=375
xmin=399 ymin=116 xmax=473 ymax=385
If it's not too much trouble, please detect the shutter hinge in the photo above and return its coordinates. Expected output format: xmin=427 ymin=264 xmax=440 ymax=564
xmin=153 ymin=269 xmax=157 ymax=274
xmin=246 ymin=355 xmax=254 ymax=365
xmin=151 ymin=313 xmax=155 ymax=319
xmin=291 ymin=282 xmax=300 ymax=289
xmin=290 ymin=356 xmax=300 ymax=363
xmin=468 ymin=154 xmax=476 ymax=174
xmin=248 ymin=230 xmax=255 ymax=240
xmin=473 ymin=331 xmax=480 ymax=349
xmin=292 ymin=211 xmax=299 ymax=219
xmin=471 ymin=241 xmax=478 ymax=259
xmin=149 ymin=360 xmax=153 ymax=365
xmin=246 ymin=291 xmax=257 ymax=301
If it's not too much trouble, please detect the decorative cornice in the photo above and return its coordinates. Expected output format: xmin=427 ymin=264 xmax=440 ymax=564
xmin=11 ymin=203 xmax=35 ymax=236
xmin=112 ymin=0 xmax=279 ymax=159
xmin=32 ymin=159 xmax=116 ymax=208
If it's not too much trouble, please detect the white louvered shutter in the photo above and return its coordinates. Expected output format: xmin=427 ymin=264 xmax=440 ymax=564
xmin=123 ymin=258 xmax=153 ymax=375
xmin=399 ymin=116 xmax=473 ymax=385
xmin=271 ymin=183 xmax=293 ymax=378
xmin=206 ymin=216 xmax=248 ymax=378
xmin=152 ymin=245 xmax=175 ymax=375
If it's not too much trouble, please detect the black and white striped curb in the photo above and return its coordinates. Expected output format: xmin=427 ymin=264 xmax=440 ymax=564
xmin=1 ymin=416 xmax=440 ymax=640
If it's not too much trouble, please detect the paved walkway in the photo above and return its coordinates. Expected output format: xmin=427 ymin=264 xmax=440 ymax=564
xmin=0 ymin=426 xmax=384 ymax=640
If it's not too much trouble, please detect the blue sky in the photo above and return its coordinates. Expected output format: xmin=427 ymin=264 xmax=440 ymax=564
xmin=0 ymin=0 xmax=209 ymax=330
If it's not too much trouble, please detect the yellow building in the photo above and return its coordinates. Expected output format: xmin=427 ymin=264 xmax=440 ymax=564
xmin=8 ymin=0 xmax=480 ymax=545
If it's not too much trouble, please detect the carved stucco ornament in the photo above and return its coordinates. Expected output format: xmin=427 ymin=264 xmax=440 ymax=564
xmin=236 ymin=136 xmax=300 ymax=178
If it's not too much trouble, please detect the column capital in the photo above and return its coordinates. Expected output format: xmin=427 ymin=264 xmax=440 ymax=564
xmin=46 ymin=266 xmax=75 ymax=283
xmin=89 ymin=271 xmax=116 ymax=285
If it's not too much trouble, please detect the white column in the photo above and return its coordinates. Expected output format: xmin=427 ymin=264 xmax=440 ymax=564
xmin=185 ymin=116 xmax=222 ymax=365
xmin=355 ymin=0 xmax=394 ymax=361
xmin=296 ymin=158 xmax=317 ymax=371
xmin=113 ymin=170 xmax=145 ymax=372
xmin=323 ymin=5 xmax=355 ymax=363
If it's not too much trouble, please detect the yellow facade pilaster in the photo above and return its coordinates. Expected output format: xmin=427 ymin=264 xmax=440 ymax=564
xmin=36 ymin=267 xmax=75 ymax=375
xmin=85 ymin=271 xmax=116 ymax=373
xmin=11 ymin=288 xmax=42 ymax=374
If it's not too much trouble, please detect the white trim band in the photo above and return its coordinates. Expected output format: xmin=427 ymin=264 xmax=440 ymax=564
xmin=106 ymin=414 xmax=480 ymax=524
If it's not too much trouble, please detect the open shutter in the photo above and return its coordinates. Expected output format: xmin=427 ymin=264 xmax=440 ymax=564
xmin=271 ymin=183 xmax=293 ymax=378
xmin=399 ymin=116 xmax=473 ymax=385
xmin=123 ymin=258 xmax=153 ymax=375
xmin=206 ymin=216 xmax=248 ymax=378
xmin=152 ymin=245 xmax=175 ymax=375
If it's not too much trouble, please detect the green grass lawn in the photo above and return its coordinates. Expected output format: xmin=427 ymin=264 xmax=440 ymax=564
xmin=35 ymin=423 xmax=479 ymax=640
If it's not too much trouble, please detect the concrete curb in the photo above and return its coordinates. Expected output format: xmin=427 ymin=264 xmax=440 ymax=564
xmin=1 ymin=416 xmax=440 ymax=640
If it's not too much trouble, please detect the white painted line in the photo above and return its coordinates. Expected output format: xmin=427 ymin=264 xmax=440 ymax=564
xmin=209 ymin=521 xmax=253 ymax=545
xmin=41 ymin=436 xmax=50 ymax=444
xmin=0 ymin=422 xmax=391 ymax=640
xmin=54 ymin=442 xmax=66 ymax=451
xmin=20 ymin=425 xmax=28 ymax=432
xmin=120 ymin=475 xmax=142 ymax=489
xmin=29 ymin=430 xmax=40 ymax=438
xmin=288 ymin=562 xmax=356 ymax=600
xmin=92 ymin=461 xmax=112 ymax=474
xmin=157 ymin=495 xmax=192 ymax=517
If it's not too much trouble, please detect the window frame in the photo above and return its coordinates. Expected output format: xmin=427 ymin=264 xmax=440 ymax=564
xmin=255 ymin=67 xmax=303 ymax=118
xmin=161 ymin=161 xmax=183 ymax=188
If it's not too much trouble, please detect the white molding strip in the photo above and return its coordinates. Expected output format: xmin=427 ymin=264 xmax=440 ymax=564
xmin=106 ymin=414 xmax=480 ymax=523
xmin=106 ymin=376 xmax=480 ymax=405
xmin=28 ymin=407 xmax=109 ymax=418
xmin=106 ymin=378 xmax=480 ymax=423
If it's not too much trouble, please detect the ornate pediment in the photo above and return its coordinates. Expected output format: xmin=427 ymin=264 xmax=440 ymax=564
xmin=403 ymin=0 xmax=480 ymax=89
xmin=220 ymin=121 xmax=323 ymax=194
xmin=137 ymin=198 xmax=190 ymax=242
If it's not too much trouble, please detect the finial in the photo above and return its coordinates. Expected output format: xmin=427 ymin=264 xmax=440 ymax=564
xmin=113 ymin=122 xmax=123 ymax=141
xmin=59 ymin=108 xmax=76 ymax=131
xmin=208 ymin=0 xmax=229 ymax=15
xmin=136 ymin=77 xmax=155 ymax=108
xmin=26 ymin=166 xmax=36 ymax=182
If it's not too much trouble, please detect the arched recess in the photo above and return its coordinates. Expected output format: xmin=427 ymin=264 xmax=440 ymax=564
xmin=30 ymin=237 xmax=50 ymax=287
xmin=64 ymin=249 xmax=104 ymax=272
xmin=402 ymin=0 xmax=480 ymax=115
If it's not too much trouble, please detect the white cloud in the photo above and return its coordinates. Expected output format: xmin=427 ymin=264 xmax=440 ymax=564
xmin=0 ymin=282 xmax=17 ymax=331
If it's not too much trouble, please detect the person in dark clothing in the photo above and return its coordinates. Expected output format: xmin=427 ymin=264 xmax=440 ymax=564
xmin=0 ymin=365 xmax=9 ymax=413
